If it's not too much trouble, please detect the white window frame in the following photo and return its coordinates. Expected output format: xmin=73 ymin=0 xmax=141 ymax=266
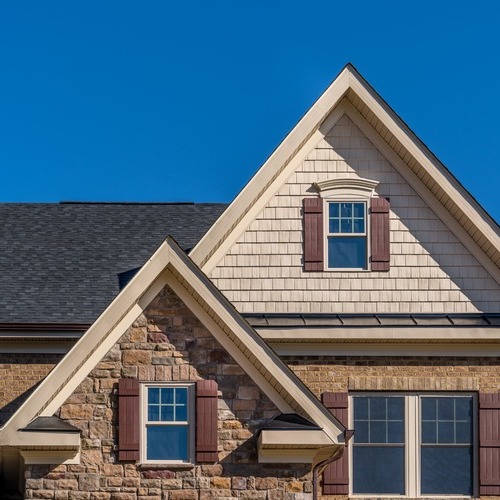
xmin=140 ymin=382 xmax=195 ymax=465
xmin=349 ymin=392 xmax=478 ymax=498
xmin=325 ymin=198 xmax=369 ymax=271
xmin=314 ymin=177 xmax=378 ymax=272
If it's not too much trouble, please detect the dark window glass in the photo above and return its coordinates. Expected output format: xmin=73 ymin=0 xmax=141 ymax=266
xmin=421 ymin=447 xmax=472 ymax=495
xmin=421 ymin=396 xmax=473 ymax=495
xmin=353 ymin=446 xmax=405 ymax=494
xmin=353 ymin=397 xmax=405 ymax=494
xmin=146 ymin=426 xmax=188 ymax=461
xmin=328 ymin=237 xmax=366 ymax=268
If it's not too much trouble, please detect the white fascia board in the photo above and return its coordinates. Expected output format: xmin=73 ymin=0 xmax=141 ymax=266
xmin=346 ymin=69 xmax=500 ymax=259
xmin=9 ymin=430 xmax=80 ymax=448
xmin=259 ymin=429 xmax=334 ymax=448
xmin=270 ymin=342 xmax=500 ymax=357
xmin=257 ymin=326 xmax=500 ymax=342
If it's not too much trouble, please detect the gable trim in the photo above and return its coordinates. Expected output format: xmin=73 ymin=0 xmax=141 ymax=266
xmin=0 ymin=238 xmax=345 ymax=448
xmin=189 ymin=65 xmax=500 ymax=282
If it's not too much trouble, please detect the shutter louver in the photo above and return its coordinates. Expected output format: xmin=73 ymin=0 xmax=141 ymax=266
xmin=322 ymin=392 xmax=349 ymax=495
xmin=196 ymin=379 xmax=219 ymax=463
xmin=479 ymin=393 xmax=500 ymax=495
xmin=303 ymin=197 xmax=324 ymax=271
xmin=370 ymin=197 xmax=390 ymax=272
xmin=118 ymin=378 xmax=140 ymax=461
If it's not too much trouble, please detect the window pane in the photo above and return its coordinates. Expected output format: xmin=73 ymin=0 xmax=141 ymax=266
xmin=354 ymin=420 xmax=368 ymax=443
xmin=387 ymin=421 xmax=404 ymax=444
xmin=353 ymin=218 xmax=365 ymax=233
xmin=161 ymin=388 xmax=174 ymax=404
xmin=387 ymin=398 xmax=404 ymax=420
xmin=421 ymin=397 xmax=436 ymax=420
xmin=161 ymin=405 xmax=174 ymax=421
xmin=370 ymin=421 xmax=386 ymax=443
xmin=456 ymin=397 xmax=472 ymax=420
xmin=422 ymin=421 xmax=437 ymax=444
xmin=353 ymin=203 xmax=365 ymax=217
xmin=353 ymin=446 xmax=405 ymax=494
xmin=176 ymin=388 xmax=188 ymax=404
xmin=354 ymin=397 xmax=368 ymax=419
xmin=438 ymin=421 xmax=455 ymax=443
xmin=438 ymin=398 xmax=454 ymax=420
xmin=146 ymin=425 xmax=188 ymax=461
xmin=329 ymin=203 xmax=339 ymax=218
xmin=148 ymin=405 xmax=159 ymax=422
xmin=456 ymin=421 xmax=472 ymax=444
xmin=176 ymin=405 xmax=188 ymax=421
xmin=340 ymin=203 xmax=352 ymax=217
xmin=329 ymin=218 xmax=340 ymax=233
xmin=341 ymin=219 xmax=353 ymax=233
xmin=148 ymin=388 xmax=159 ymax=405
xmin=421 ymin=446 xmax=472 ymax=495
xmin=370 ymin=398 xmax=386 ymax=420
xmin=328 ymin=237 xmax=367 ymax=268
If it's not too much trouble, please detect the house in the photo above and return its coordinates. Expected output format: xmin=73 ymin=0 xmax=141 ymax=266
xmin=1 ymin=64 xmax=500 ymax=499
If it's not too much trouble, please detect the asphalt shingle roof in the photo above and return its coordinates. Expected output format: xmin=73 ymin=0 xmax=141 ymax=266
xmin=0 ymin=202 xmax=227 ymax=324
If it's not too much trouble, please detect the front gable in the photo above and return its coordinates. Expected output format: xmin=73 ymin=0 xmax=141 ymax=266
xmin=210 ymin=111 xmax=500 ymax=314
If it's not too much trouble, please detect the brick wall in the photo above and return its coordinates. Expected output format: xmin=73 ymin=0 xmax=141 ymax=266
xmin=24 ymin=285 xmax=313 ymax=499
xmin=0 ymin=353 xmax=63 ymax=426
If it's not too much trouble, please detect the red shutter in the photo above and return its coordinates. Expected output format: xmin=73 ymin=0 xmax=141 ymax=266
xmin=118 ymin=378 xmax=140 ymax=461
xmin=322 ymin=392 xmax=349 ymax=495
xmin=370 ymin=197 xmax=390 ymax=272
xmin=479 ymin=393 xmax=500 ymax=495
xmin=303 ymin=198 xmax=324 ymax=271
xmin=196 ymin=379 xmax=219 ymax=463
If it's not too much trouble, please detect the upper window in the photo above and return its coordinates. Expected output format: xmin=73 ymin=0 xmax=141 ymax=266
xmin=351 ymin=394 xmax=474 ymax=497
xmin=141 ymin=384 xmax=194 ymax=463
xmin=327 ymin=201 xmax=367 ymax=269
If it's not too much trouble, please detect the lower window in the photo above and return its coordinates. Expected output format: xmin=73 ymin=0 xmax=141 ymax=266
xmin=142 ymin=383 xmax=194 ymax=463
xmin=351 ymin=394 xmax=475 ymax=496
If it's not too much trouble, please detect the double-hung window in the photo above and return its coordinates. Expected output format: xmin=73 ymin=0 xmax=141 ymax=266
xmin=327 ymin=201 xmax=367 ymax=269
xmin=142 ymin=384 xmax=194 ymax=463
xmin=351 ymin=394 xmax=475 ymax=497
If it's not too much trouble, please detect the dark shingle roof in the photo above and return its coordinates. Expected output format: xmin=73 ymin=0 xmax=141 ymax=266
xmin=0 ymin=202 xmax=227 ymax=324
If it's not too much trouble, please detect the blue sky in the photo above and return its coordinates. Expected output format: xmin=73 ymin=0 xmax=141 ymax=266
xmin=0 ymin=1 xmax=499 ymax=222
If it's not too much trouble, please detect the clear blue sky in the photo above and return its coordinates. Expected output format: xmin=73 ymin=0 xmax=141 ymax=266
xmin=0 ymin=1 xmax=499 ymax=222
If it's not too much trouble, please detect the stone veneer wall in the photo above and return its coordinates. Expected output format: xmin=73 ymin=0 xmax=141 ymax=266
xmin=0 ymin=353 xmax=64 ymax=426
xmin=23 ymin=285 xmax=312 ymax=499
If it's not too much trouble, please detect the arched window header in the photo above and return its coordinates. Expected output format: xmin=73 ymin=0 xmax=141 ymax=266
xmin=313 ymin=177 xmax=379 ymax=198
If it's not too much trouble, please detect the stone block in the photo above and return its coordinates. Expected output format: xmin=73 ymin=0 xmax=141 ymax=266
xmin=255 ymin=477 xmax=278 ymax=490
xmin=231 ymin=476 xmax=247 ymax=490
xmin=60 ymin=405 xmax=94 ymax=420
xmin=238 ymin=386 xmax=260 ymax=400
xmin=122 ymin=350 xmax=152 ymax=366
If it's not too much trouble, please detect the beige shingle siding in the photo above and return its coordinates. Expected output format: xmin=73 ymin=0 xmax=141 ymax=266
xmin=210 ymin=114 xmax=500 ymax=314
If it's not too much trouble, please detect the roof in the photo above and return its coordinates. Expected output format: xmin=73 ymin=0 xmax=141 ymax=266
xmin=190 ymin=64 xmax=500 ymax=284
xmin=0 ymin=237 xmax=345 ymax=457
xmin=0 ymin=202 xmax=227 ymax=323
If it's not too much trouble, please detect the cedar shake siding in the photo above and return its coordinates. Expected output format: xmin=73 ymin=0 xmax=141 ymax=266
xmin=23 ymin=285 xmax=313 ymax=498
xmin=0 ymin=353 xmax=63 ymax=426
xmin=210 ymin=114 xmax=500 ymax=314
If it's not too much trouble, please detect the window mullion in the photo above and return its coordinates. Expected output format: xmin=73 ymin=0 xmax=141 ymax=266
xmin=407 ymin=395 xmax=418 ymax=497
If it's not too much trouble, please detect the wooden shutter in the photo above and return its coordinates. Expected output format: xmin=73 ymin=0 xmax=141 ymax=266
xmin=479 ymin=393 xmax=500 ymax=495
xmin=196 ymin=379 xmax=219 ymax=463
xmin=322 ymin=392 xmax=349 ymax=495
xmin=118 ymin=378 xmax=140 ymax=461
xmin=303 ymin=197 xmax=324 ymax=271
xmin=370 ymin=197 xmax=390 ymax=271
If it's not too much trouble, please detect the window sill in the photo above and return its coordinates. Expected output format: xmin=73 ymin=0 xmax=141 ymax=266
xmin=138 ymin=463 xmax=195 ymax=471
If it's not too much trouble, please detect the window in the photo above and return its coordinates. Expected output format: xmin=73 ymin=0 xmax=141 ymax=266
xmin=141 ymin=384 xmax=194 ymax=463
xmin=304 ymin=177 xmax=390 ymax=272
xmin=327 ymin=201 xmax=367 ymax=269
xmin=351 ymin=394 xmax=475 ymax=497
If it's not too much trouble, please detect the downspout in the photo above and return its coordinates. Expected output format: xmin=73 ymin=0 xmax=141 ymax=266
xmin=312 ymin=430 xmax=354 ymax=500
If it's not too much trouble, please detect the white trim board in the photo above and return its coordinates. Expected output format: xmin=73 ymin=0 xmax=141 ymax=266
xmin=0 ymin=237 xmax=345 ymax=449
xmin=189 ymin=65 xmax=500 ymax=284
